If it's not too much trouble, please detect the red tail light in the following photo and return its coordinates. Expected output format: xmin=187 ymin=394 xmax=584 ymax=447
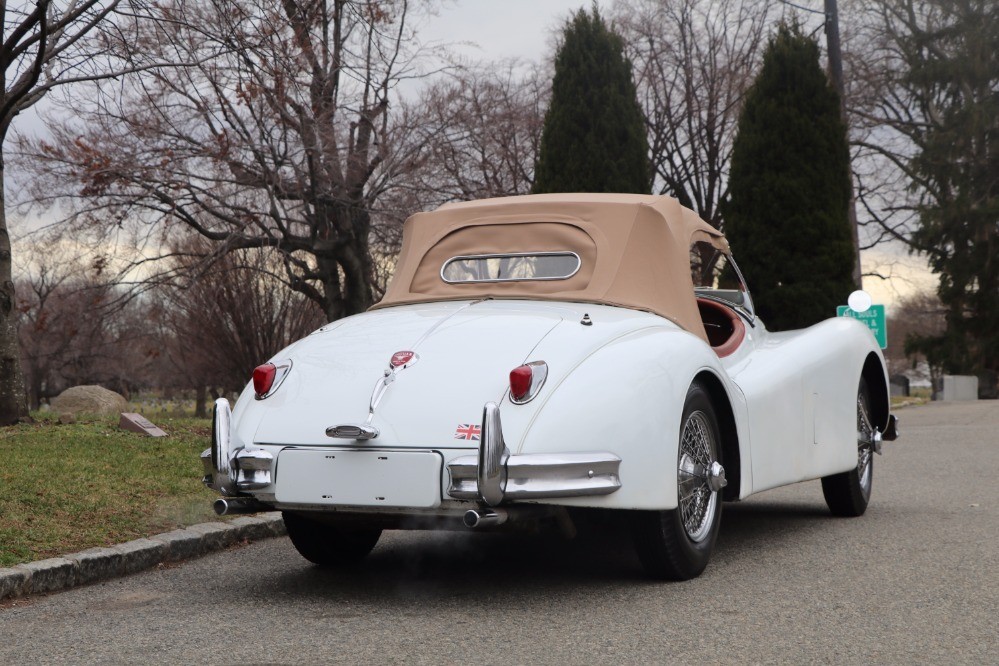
xmin=509 ymin=361 xmax=548 ymax=404
xmin=510 ymin=366 xmax=533 ymax=400
xmin=253 ymin=363 xmax=276 ymax=397
xmin=252 ymin=359 xmax=292 ymax=399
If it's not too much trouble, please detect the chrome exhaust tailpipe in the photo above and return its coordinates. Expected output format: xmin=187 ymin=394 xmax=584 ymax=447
xmin=463 ymin=508 xmax=509 ymax=529
xmin=213 ymin=497 xmax=264 ymax=516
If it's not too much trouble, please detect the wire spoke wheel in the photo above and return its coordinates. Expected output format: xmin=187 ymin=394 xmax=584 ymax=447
xmin=856 ymin=392 xmax=874 ymax=500
xmin=822 ymin=377 xmax=875 ymax=517
xmin=677 ymin=411 xmax=719 ymax=542
xmin=633 ymin=382 xmax=724 ymax=580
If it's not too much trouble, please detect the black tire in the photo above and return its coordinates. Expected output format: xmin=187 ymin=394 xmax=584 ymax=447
xmin=282 ymin=511 xmax=381 ymax=566
xmin=821 ymin=378 xmax=874 ymax=517
xmin=633 ymin=382 xmax=723 ymax=581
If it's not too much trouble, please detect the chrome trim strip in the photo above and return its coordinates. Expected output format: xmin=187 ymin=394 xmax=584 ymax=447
xmin=344 ymin=300 xmax=484 ymax=432
xmin=449 ymin=451 xmax=623 ymax=500
xmin=478 ymin=402 xmax=509 ymax=506
xmin=504 ymin=452 xmax=622 ymax=498
xmin=440 ymin=251 xmax=582 ymax=284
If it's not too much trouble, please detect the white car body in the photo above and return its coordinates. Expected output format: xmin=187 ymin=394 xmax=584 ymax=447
xmin=203 ymin=193 xmax=896 ymax=578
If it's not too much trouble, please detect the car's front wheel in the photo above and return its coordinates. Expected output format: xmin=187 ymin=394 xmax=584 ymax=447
xmin=282 ymin=511 xmax=382 ymax=566
xmin=633 ymin=381 xmax=724 ymax=580
xmin=821 ymin=378 xmax=874 ymax=517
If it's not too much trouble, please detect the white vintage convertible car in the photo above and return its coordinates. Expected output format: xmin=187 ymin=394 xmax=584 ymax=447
xmin=203 ymin=193 xmax=898 ymax=580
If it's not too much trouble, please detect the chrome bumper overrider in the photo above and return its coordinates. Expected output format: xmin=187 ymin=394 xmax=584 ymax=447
xmin=201 ymin=398 xmax=274 ymax=495
xmin=201 ymin=447 xmax=274 ymax=495
xmin=447 ymin=402 xmax=622 ymax=506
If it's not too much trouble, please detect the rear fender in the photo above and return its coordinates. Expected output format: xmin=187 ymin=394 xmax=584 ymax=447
xmin=513 ymin=327 xmax=739 ymax=510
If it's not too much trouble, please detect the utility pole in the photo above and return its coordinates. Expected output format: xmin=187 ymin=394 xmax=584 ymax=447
xmin=824 ymin=0 xmax=863 ymax=289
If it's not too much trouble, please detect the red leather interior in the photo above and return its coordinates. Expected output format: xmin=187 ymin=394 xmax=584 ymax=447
xmin=696 ymin=298 xmax=746 ymax=358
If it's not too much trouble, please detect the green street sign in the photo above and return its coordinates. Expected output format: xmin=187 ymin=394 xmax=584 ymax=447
xmin=837 ymin=304 xmax=887 ymax=349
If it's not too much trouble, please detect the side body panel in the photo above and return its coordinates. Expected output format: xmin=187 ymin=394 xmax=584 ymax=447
xmin=727 ymin=317 xmax=882 ymax=494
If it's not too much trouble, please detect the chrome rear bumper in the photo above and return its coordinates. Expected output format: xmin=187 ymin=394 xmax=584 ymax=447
xmin=447 ymin=402 xmax=622 ymax=505
xmin=202 ymin=399 xmax=621 ymax=509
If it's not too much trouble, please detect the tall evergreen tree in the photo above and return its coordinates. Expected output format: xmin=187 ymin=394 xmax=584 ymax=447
xmin=880 ymin=0 xmax=999 ymax=397
xmin=722 ymin=24 xmax=853 ymax=331
xmin=532 ymin=7 xmax=650 ymax=194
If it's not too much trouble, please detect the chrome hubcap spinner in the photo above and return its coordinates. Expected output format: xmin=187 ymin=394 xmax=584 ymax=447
xmin=677 ymin=410 xmax=723 ymax=543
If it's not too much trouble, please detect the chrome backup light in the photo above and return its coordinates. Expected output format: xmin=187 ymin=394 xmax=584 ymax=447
xmin=509 ymin=361 xmax=548 ymax=404
xmin=252 ymin=358 xmax=293 ymax=399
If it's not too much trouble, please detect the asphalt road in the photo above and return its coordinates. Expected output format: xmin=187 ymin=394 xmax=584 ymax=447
xmin=2 ymin=401 xmax=997 ymax=664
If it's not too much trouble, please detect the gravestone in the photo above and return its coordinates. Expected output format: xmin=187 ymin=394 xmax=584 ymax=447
xmin=889 ymin=374 xmax=910 ymax=398
xmin=119 ymin=413 xmax=168 ymax=437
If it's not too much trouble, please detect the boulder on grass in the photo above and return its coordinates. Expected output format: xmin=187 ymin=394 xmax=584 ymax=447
xmin=50 ymin=385 xmax=128 ymax=418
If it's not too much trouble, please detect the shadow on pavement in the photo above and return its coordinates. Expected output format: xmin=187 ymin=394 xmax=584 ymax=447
xmin=223 ymin=497 xmax=840 ymax=605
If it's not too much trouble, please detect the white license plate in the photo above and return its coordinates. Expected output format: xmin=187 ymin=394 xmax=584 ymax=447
xmin=275 ymin=449 xmax=443 ymax=508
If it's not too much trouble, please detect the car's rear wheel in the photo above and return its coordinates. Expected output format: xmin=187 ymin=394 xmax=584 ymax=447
xmin=633 ymin=382 xmax=723 ymax=580
xmin=282 ymin=511 xmax=381 ymax=566
xmin=821 ymin=378 xmax=874 ymax=517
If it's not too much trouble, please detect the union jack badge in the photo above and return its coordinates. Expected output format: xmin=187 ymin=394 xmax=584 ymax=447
xmin=454 ymin=423 xmax=481 ymax=441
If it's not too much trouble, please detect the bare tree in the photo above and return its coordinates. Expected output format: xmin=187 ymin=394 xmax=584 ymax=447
xmin=842 ymin=0 xmax=924 ymax=250
xmin=152 ymin=239 xmax=326 ymax=416
xmin=411 ymin=62 xmax=546 ymax=204
xmin=15 ymin=243 xmax=156 ymax=408
xmin=19 ymin=0 xmax=437 ymax=328
xmin=615 ymin=0 xmax=774 ymax=230
xmin=884 ymin=290 xmax=944 ymax=378
xmin=846 ymin=0 xmax=991 ymax=252
xmin=0 ymin=0 xmax=143 ymax=423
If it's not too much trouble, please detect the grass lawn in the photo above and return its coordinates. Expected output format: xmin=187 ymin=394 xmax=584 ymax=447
xmin=0 ymin=413 xmax=222 ymax=567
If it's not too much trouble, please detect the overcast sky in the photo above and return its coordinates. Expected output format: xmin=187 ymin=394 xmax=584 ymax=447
xmin=12 ymin=0 xmax=585 ymax=140
xmin=421 ymin=0 xmax=584 ymax=62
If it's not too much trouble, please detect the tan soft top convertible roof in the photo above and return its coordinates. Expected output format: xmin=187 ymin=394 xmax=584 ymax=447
xmin=373 ymin=193 xmax=729 ymax=342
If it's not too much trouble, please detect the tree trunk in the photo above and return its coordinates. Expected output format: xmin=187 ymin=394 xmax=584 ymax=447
xmin=28 ymin=364 xmax=42 ymax=411
xmin=340 ymin=235 xmax=375 ymax=316
xmin=336 ymin=204 xmax=375 ymax=318
xmin=0 ymin=164 xmax=28 ymax=425
xmin=195 ymin=384 xmax=207 ymax=418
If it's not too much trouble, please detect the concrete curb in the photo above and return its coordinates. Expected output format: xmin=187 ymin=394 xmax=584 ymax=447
xmin=0 ymin=512 xmax=286 ymax=602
